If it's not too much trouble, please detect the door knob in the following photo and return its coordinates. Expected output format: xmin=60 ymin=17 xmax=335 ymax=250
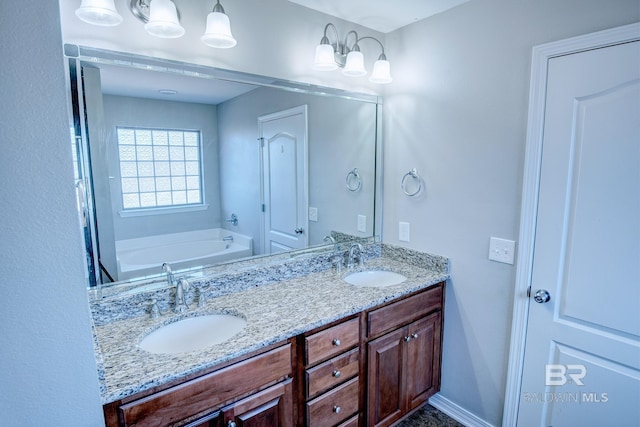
xmin=533 ymin=289 xmax=551 ymax=304
xmin=294 ymin=227 xmax=304 ymax=234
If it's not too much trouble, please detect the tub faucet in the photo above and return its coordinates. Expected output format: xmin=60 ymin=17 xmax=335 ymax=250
xmin=174 ymin=278 xmax=190 ymax=313
xmin=162 ymin=262 xmax=175 ymax=286
xmin=223 ymin=235 xmax=234 ymax=242
xmin=347 ymin=243 xmax=364 ymax=269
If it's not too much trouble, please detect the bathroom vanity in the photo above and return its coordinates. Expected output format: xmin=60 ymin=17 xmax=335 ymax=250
xmin=94 ymin=245 xmax=448 ymax=427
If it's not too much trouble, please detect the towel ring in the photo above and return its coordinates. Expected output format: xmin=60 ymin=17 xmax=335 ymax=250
xmin=401 ymin=168 xmax=422 ymax=196
xmin=346 ymin=168 xmax=362 ymax=192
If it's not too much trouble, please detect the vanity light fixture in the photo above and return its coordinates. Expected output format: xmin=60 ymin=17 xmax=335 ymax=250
xmin=75 ymin=0 xmax=123 ymax=26
xmin=75 ymin=0 xmax=236 ymax=47
xmin=313 ymin=23 xmax=392 ymax=84
xmin=143 ymin=0 xmax=184 ymax=38
xmin=201 ymin=0 xmax=237 ymax=48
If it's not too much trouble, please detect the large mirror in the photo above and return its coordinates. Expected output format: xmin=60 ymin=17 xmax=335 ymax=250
xmin=65 ymin=46 xmax=381 ymax=288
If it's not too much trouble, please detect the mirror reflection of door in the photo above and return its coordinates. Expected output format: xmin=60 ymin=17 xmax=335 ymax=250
xmin=259 ymin=106 xmax=308 ymax=254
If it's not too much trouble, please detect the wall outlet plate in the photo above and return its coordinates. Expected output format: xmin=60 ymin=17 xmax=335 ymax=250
xmin=399 ymin=222 xmax=410 ymax=242
xmin=357 ymin=214 xmax=367 ymax=232
xmin=309 ymin=207 xmax=318 ymax=222
xmin=489 ymin=237 xmax=516 ymax=264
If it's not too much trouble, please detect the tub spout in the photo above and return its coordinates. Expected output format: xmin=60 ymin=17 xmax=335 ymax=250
xmin=162 ymin=262 xmax=175 ymax=286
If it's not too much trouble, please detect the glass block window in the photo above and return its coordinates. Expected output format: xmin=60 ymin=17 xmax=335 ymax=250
xmin=117 ymin=127 xmax=203 ymax=210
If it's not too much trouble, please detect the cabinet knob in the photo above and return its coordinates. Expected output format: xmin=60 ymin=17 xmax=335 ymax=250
xmin=411 ymin=333 xmax=419 ymax=339
xmin=333 ymin=405 xmax=342 ymax=414
xmin=332 ymin=370 xmax=341 ymax=378
xmin=332 ymin=338 xmax=341 ymax=346
xmin=404 ymin=336 xmax=411 ymax=342
xmin=228 ymin=421 xmax=237 ymax=427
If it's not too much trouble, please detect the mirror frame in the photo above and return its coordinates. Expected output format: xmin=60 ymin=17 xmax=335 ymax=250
xmin=63 ymin=44 xmax=384 ymax=291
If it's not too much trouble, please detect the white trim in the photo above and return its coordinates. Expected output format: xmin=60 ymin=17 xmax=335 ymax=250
xmin=429 ymin=393 xmax=495 ymax=427
xmin=502 ymin=22 xmax=640 ymax=427
xmin=119 ymin=203 xmax=209 ymax=217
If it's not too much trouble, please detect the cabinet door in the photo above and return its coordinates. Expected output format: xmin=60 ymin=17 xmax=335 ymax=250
xmin=367 ymin=328 xmax=406 ymax=427
xmin=404 ymin=312 xmax=442 ymax=411
xmin=221 ymin=379 xmax=293 ymax=427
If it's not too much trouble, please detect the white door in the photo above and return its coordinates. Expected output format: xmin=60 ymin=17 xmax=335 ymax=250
xmin=517 ymin=39 xmax=640 ymax=426
xmin=259 ymin=106 xmax=308 ymax=254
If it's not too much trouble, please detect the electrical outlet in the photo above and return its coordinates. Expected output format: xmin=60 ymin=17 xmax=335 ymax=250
xmin=399 ymin=222 xmax=410 ymax=242
xmin=489 ymin=237 xmax=516 ymax=264
xmin=357 ymin=215 xmax=367 ymax=232
xmin=309 ymin=207 xmax=318 ymax=222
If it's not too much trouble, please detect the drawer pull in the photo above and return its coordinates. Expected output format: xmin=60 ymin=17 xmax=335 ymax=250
xmin=333 ymin=405 xmax=342 ymax=414
xmin=332 ymin=339 xmax=341 ymax=346
xmin=333 ymin=370 xmax=341 ymax=378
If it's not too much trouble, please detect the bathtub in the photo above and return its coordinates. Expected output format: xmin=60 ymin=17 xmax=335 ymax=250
xmin=115 ymin=228 xmax=253 ymax=281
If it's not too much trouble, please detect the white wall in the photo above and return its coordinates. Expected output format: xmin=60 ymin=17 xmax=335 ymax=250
xmin=382 ymin=1 xmax=639 ymax=425
xmin=0 ymin=2 xmax=104 ymax=425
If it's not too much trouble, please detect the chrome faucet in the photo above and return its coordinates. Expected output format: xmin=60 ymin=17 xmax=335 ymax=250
xmin=163 ymin=263 xmax=189 ymax=313
xmin=323 ymin=235 xmax=338 ymax=251
xmin=223 ymin=235 xmax=234 ymax=242
xmin=174 ymin=278 xmax=190 ymax=313
xmin=162 ymin=262 xmax=175 ymax=286
xmin=347 ymin=243 xmax=364 ymax=269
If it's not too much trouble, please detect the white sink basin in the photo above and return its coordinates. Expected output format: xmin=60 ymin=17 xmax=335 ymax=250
xmin=343 ymin=270 xmax=407 ymax=288
xmin=139 ymin=314 xmax=247 ymax=354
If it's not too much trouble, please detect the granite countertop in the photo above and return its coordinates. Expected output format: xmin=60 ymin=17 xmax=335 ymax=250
xmin=92 ymin=247 xmax=449 ymax=404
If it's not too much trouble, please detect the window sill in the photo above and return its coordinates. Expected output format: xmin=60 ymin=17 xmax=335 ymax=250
xmin=119 ymin=204 xmax=209 ymax=218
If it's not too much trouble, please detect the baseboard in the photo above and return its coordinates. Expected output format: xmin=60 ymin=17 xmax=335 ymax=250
xmin=428 ymin=393 xmax=495 ymax=427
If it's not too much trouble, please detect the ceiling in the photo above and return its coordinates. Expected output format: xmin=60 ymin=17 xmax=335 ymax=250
xmin=288 ymin=0 xmax=470 ymax=33
xmin=95 ymin=63 xmax=257 ymax=105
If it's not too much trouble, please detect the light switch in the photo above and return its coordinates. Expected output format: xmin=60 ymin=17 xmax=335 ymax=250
xmin=357 ymin=215 xmax=367 ymax=232
xmin=399 ymin=222 xmax=410 ymax=242
xmin=309 ymin=207 xmax=318 ymax=222
xmin=489 ymin=237 xmax=516 ymax=264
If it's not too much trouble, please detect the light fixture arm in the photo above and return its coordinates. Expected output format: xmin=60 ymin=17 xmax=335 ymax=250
xmin=355 ymin=36 xmax=387 ymax=60
xmin=212 ymin=0 xmax=225 ymax=13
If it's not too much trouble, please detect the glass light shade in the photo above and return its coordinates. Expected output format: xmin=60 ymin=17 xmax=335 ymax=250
xmin=312 ymin=44 xmax=338 ymax=71
xmin=342 ymin=51 xmax=367 ymax=77
xmin=144 ymin=0 xmax=185 ymax=39
xmin=201 ymin=12 xmax=237 ymax=48
xmin=369 ymin=59 xmax=393 ymax=84
xmin=75 ymin=0 xmax=122 ymax=26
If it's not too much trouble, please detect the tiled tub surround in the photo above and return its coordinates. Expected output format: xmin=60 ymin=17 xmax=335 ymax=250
xmin=90 ymin=244 xmax=449 ymax=404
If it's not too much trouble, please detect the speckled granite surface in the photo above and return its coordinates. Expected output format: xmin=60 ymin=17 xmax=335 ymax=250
xmin=90 ymin=244 xmax=449 ymax=404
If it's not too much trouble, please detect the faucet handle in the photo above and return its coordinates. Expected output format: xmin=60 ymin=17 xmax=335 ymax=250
xmin=197 ymin=287 xmax=206 ymax=308
xmin=149 ymin=299 xmax=161 ymax=319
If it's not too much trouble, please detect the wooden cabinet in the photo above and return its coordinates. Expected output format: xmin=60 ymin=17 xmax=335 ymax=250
xmin=366 ymin=284 xmax=444 ymax=427
xmin=104 ymin=343 xmax=293 ymax=427
xmin=221 ymin=379 xmax=293 ymax=427
xmin=300 ymin=316 xmax=362 ymax=427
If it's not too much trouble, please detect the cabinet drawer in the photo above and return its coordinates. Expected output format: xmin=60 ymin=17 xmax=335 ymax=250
xmin=368 ymin=285 xmax=442 ymax=338
xmin=306 ymin=348 xmax=359 ymax=398
xmin=119 ymin=344 xmax=291 ymax=427
xmin=305 ymin=317 xmax=360 ymax=365
xmin=306 ymin=377 xmax=359 ymax=427
xmin=337 ymin=414 xmax=359 ymax=427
